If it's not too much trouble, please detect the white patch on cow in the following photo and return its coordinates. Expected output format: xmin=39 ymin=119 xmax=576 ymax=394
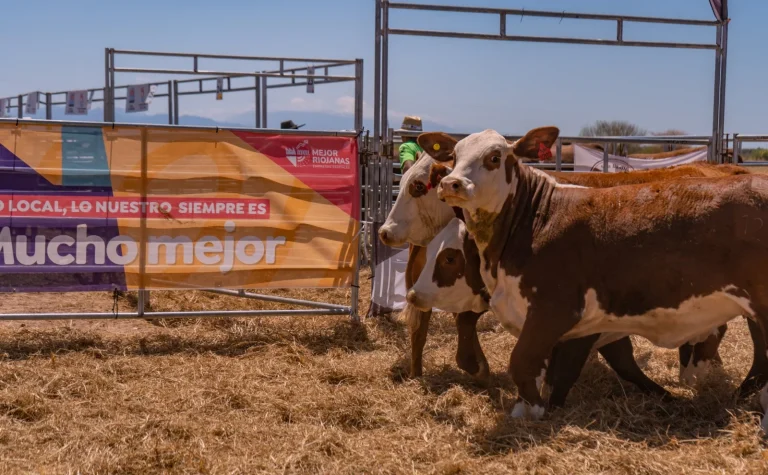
xmin=760 ymin=383 xmax=768 ymax=433
xmin=410 ymin=218 xmax=489 ymax=314
xmin=380 ymin=151 xmax=456 ymax=247
xmin=489 ymin=268 xmax=530 ymax=337
xmin=556 ymin=183 xmax=588 ymax=189
xmin=679 ymin=359 xmax=712 ymax=386
xmin=510 ymin=401 xmax=545 ymax=420
xmin=441 ymin=130 xmax=516 ymax=216
xmin=564 ymin=287 xmax=751 ymax=349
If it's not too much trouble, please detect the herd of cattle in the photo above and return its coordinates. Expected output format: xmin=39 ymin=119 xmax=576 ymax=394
xmin=377 ymin=126 xmax=768 ymax=429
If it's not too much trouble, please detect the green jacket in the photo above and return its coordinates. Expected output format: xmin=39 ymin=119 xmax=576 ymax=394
xmin=399 ymin=141 xmax=423 ymax=168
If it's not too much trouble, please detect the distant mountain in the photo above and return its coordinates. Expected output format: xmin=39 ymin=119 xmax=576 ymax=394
xmin=41 ymin=107 xmax=460 ymax=134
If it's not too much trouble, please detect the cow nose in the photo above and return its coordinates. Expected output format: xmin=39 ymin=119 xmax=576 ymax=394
xmin=441 ymin=177 xmax=463 ymax=193
xmin=378 ymin=226 xmax=393 ymax=244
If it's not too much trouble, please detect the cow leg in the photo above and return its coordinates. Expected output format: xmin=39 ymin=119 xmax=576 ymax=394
xmin=600 ymin=337 xmax=672 ymax=399
xmin=545 ymin=334 xmax=600 ymax=409
xmin=508 ymin=310 xmax=575 ymax=420
xmin=405 ymin=244 xmax=431 ymax=378
xmin=403 ymin=303 xmax=432 ymax=378
xmin=455 ymin=311 xmax=490 ymax=384
xmin=742 ymin=302 xmax=768 ymax=432
xmin=737 ymin=317 xmax=768 ymax=399
xmin=679 ymin=325 xmax=726 ymax=386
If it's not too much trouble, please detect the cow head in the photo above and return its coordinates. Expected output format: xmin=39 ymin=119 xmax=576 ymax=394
xmin=406 ymin=217 xmax=489 ymax=314
xmin=378 ymin=149 xmax=459 ymax=247
xmin=419 ymin=127 xmax=559 ymax=217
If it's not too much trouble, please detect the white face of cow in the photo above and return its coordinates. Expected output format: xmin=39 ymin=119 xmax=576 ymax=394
xmin=378 ymin=152 xmax=457 ymax=247
xmin=417 ymin=127 xmax=560 ymax=219
xmin=406 ymin=218 xmax=489 ymax=314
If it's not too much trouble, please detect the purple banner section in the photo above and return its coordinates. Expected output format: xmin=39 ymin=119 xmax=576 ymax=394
xmin=0 ymin=129 xmax=128 ymax=292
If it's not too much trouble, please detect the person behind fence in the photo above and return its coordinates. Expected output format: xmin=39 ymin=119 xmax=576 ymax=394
xmin=396 ymin=116 xmax=424 ymax=174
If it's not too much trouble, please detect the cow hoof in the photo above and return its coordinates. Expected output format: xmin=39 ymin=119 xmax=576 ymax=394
xmin=510 ymin=401 xmax=545 ymax=420
xmin=679 ymin=360 xmax=711 ymax=386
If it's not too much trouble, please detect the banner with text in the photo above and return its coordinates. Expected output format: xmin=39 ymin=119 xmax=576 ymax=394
xmin=0 ymin=122 xmax=360 ymax=292
xmin=573 ymin=144 xmax=708 ymax=172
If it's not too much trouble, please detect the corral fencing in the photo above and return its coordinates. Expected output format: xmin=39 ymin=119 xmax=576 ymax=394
xmin=0 ymin=48 xmax=367 ymax=322
xmin=365 ymin=0 xmax=730 ymax=315
xmin=0 ymin=119 xmax=364 ymax=321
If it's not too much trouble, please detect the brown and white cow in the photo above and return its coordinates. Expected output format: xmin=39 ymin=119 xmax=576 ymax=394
xmin=381 ymin=148 xmax=753 ymax=386
xmin=419 ymin=127 xmax=768 ymax=422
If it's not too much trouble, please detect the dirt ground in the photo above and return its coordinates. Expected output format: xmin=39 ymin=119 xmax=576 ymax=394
xmin=0 ymin=269 xmax=767 ymax=474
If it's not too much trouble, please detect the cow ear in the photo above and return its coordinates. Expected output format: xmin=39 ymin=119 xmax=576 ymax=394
xmin=418 ymin=132 xmax=457 ymax=162
xmin=511 ymin=126 xmax=560 ymax=160
xmin=429 ymin=163 xmax=452 ymax=189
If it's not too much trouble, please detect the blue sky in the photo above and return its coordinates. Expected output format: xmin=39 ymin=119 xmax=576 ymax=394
xmin=1 ymin=0 xmax=766 ymax=135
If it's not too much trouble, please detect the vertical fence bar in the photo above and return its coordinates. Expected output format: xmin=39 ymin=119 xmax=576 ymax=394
xmin=350 ymin=58 xmax=364 ymax=322
xmin=732 ymin=134 xmax=739 ymax=164
xmin=255 ymin=75 xmax=261 ymax=128
xmin=17 ymin=95 xmax=23 ymax=119
xmin=172 ymin=80 xmax=179 ymax=125
xmin=717 ymin=21 xmax=729 ymax=165
xmin=166 ymin=81 xmax=173 ymax=125
xmin=710 ymin=25 xmax=722 ymax=164
xmin=104 ymin=48 xmax=110 ymax=122
xmin=602 ymin=145 xmax=609 ymax=173
xmin=45 ymin=93 xmax=52 ymax=120
xmin=260 ymin=76 xmax=268 ymax=128
xmin=138 ymin=127 xmax=149 ymax=315
xmin=555 ymin=137 xmax=562 ymax=172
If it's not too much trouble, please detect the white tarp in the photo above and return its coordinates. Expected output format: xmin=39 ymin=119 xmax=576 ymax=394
xmin=573 ymin=144 xmax=708 ymax=172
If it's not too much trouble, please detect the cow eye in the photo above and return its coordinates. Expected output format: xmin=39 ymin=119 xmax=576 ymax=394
xmin=445 ymin=255 xmax=455 ymax=264
xmin=415 ymin=182 xmax=426 ymax=192
xmin=491 ymin=154 xmax=501 ymax=164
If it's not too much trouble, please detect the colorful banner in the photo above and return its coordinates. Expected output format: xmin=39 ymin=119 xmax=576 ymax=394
xmin=0 ymin=122 xmax=360 ymax=292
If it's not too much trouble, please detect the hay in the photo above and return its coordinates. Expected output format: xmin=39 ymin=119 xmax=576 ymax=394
xmin=0 ymin=270 xmax=766 ymax=473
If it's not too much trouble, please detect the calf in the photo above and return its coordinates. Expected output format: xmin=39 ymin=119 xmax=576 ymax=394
xmin=408 ymin=217 xmax=672 ymax=406
xmin=421 ymin=127 xmax=768 ymax=422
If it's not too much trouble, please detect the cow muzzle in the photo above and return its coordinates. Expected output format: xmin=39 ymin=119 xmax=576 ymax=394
xmin=378 ymin=223 xmax=405 ymax=247
xmin=406 ymin=289 xmax=432 ymax=312
xmin=438 ymin=177 xmax=472 ymax=204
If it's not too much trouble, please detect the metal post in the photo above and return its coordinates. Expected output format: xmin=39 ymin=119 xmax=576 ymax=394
xmin=172 ymin=80 xmax=179 ymax=125
xmin=104 ymin=48 xmax=111 ymax=122
xmin=732 ymin=133 xmax=739 ymax=164
xmin=603 ymin=145 xmax=609 ymax=173
xmin=255 ymin=74 xmax=261 ymax=128
xmin=710 ymin=25 xmax=722 ymax=164
xmin=373 ymin=0 xmax=382 ymax=158
xmin=350 ymin=58 xmax=365 ymax=322
xmin=260 ymin=76 xmax=268 ymax=128
xmin=17 ymin=95 xmax=23 ymax=119
xmin=555 ymin=137 xmax=562 ymax=172
xmin=138 ymin=128 xmax=148 ymax=316
xmin=167 ymin=80 xmax=173 ymax=125
xmin=354 ymin=59 xmax=364 ymax=131
xmin=45 ymin=93 xmax=52 ymax=120
xmin=717 ymin=21 xmax=729 ymax=165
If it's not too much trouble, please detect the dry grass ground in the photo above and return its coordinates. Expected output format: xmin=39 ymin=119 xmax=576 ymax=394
xmin=0 ymin=269 xmax=767 ymax=474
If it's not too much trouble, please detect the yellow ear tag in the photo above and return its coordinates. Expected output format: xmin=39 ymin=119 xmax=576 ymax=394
xmin=433 ymin=143 xmax=441 ymax=151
